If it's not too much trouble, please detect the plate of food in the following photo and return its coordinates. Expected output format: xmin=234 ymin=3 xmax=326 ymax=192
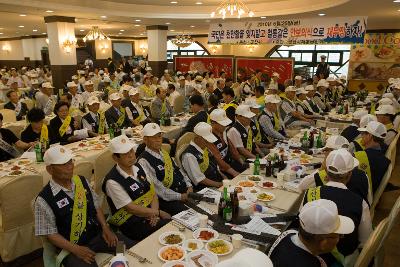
xmin=247 ymin=175 xmax=263 ymax=182
xmin=257 ymin=192 xmax=276 ymax=202
xmin=187 ymin=250 xmax=218 ymax=267
xmin=92 ymin=144 xmax=106 ymax=150
xmin=234 ymin=186 xmax=243 ymax=193
xmin=162 ymin=260 xmax=190 ymax=267
xmin=237 ymin=180 xmax=255 ymax=188
xmin=248 ymin=187 xmax=260 ymax=194
xmin=206 ymin=239 xmax=233 ymax=256
xmin=258 ymin=180 xmax=278 ymax=189
xmin=159 ymin=231 xmax=185 ymax=246
xmin=193 ymin=228 xmax=219 ymax=242
xmin=158 ymin=245 xmax=186 ymax=262
xmin=8 ymin=170 xmax=24 ymax=176
xmin=182 ymin=239 xmax=204 ymax=252
xmin=17 ymin=159 xmax=33 ymax=166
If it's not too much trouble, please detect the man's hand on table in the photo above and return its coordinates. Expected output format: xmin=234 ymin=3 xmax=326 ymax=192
xmin=160 ymin=210 xmax=171 ymax=220
xmin=71 ymin=244 xmax=96 ymax=264
xmin=102 ymin=226 xmax=118 ymax=247
xmin=148 ymin=215 xmax=160 ymax=227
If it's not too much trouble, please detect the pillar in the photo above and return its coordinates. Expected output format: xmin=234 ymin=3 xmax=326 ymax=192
xmin=44 ymin=16 xmax=77 ymax=90
xmin=146 ymin=25 xmax=168 ymax=78
xmin=94 ymin=39 xmax=112 ymax=68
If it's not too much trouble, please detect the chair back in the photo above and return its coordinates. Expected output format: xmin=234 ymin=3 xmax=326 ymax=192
xmin=74 ymin=161 xmax=94 ymax=183
xmin=176 ymin=132 xmax=196 ymax=152
xmin=354 ymin=218 xmax=389 ymax=267
xmin=93 ymin=149 xmax=114 ymax=194
xmin=23 ymin=98 xmax=34 ymax=110
xmin=0 ymin=109 xmax=17 ymax=123
xmin=3 ymin=124 xmax=25 ymax=139
xmin=173 ymin=95 xmax=185 ymax=114
xmin=371 ymin=163 xmax=393 ymax=219
xmin=379 ymin=195 xmax=400 ymax=249
xmin=174 ymin=143 xmax=189 ymax=169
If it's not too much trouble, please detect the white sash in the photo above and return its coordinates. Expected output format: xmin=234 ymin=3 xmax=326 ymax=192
xmin=0 ymin=133 xmax=20 ymax=158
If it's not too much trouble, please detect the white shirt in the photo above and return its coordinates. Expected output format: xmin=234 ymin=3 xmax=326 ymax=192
xmin=227 ymin=121 xmax=249 ymax=148
xmin=105 ymin=164 xmax=144 ymax=210
xmin=70 ymin=93 xmax=83 ymax=109
xmin=168 ymin=90 xmax=181 ymax=107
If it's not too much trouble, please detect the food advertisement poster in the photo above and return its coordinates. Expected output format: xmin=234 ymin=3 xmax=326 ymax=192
xmin=349 ymin=32 xmax=400 ymax=80
xmin=174 ymin=56 xmax=234 ymax=77
xmin=235 ymin=57 xmax=294 ymax=83
xmin=208 ymin=16 xmax=367 ymax=45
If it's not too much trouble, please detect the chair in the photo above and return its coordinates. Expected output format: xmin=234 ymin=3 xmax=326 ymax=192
xmin=174 ymin=143 xmax=189 ymax=169
xmin=176 ymin=132 xmax=196 ymax=153
xmin=0 ymin=175 xmax=43 ymax=262
xmin=354 ymin=218 xmax=389 ymax=267
xmin=3 ymin=124 xmax=25 ymax=139
xmin=385 ymin=133 xmax=399 ymax=164
xmin=173 ymin=95 xmax=185 ymax=114
xmin=371 ymin=163 xmax=393 ymax=219
xmin=74 ymin=161 xmax=94 ymax=183
xmin=0 ymin=109 xmax=17 ymax=123
xmin=93 ymin=149 xmax=115 ymax=214
xmin=378 ymin=195 xmax=400 ymax=250
xmin=23 ymin=98 xmax=34 ymax=110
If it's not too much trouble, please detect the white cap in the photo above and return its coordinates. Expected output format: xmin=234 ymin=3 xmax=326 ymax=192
xmin=109 ymin=135 xmax=135 ymax=154
xmin=99 ymin=70 xmax=105 ymax=74
xmin=31 ymin=79 xmax=39 ymax=85
xmin=359 ymin=114 xmax=377 ymax=128
xmin=84 ymin=80 xmax=93 ymax=86
xmin=209 ymin=109 xmax=232 ymax=126
xmin=299 ymin=199 xmax=355 ymax=235
xmin=195 ymin=75 xmax=203 ymax=81
xmin=194 ymin=122 xmax=218 ymax=143
xmin=143 ymin=123 xmax=164 ymax=137
xmin=109 ymin=92 xmax=122 ymax=101
xmin=375 ymin=104 xmax=395 ymax=115
xmin=216 ymin=248 xmax=273 ymax=267
xmin=324 ymin=135 xmax=350 ymax=150
xmin=264 ymin=94 xmax=281 ymax=104
xmin=358 ymin=121 xmax=387 ymax=139
xmin=272 ymin=72 xmax=280 ymax=78
xmin=67 ymin=81 xmax=77 ymax=88
xmin=296 ymin=88 xmax=307 ymax=95
xmin=44 ymin=145 xmax=73 ymax=166
xmin=129 ymin=88 xmax=139 ymax=96
xmin=326 ymin=76 xmax=335 ymax=82
xmin=146 ymin=66 xmax=152 ymax=71
xmin=382 ymin=93 xmax=394 ymax=99
xmin=103 ymin=77 xmax=111 ymax=83
xmin=79 ymin=70 xmax=85 ymax=74
xmin=71 ymin=75 xmax=78 ymax=80
xmin=340 ymin=75 xmax=347 ymax=80
xmin=388 ymin=78 xmax=395 ymax=84
xmin=42 ymin=82 xmax=54 ymax=88
xmin=87 ymin=96 xmax=100 ymax=105
xmin=235 ymin=105 xmax=255 ymax=118
xmin=164 ymin=69 xmax=169 ymax=74
xmin=89 ymin=72 xmax=94 ymax=76
xmin=176 ymin=71 xmax=182 ymax=75
xmin=326 ymin=148 xmax=359 ymax=174
xmin=120 ymin=84 xmax=132 ymax=92
xmin=352 ymin=109 xmax=368 ymax=120
xmin=178 ymin=76 xmax=185 ymax=80
xmin=295 ymin=75 xmax=302 ymax=80
xmin=317 ymin=80 xmax=329 ymax=88
xmin=285 ymin=86 xmax=297 ymax=92
xmin=305 ymin=85 xmax=315 ymax=91
xmin=244 ymin=98 xmax=261 ymax=109
xmin=378 ymin=98 xmax=393 ymax=106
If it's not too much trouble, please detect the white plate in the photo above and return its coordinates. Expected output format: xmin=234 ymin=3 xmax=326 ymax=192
xmin=14 ymin=159 xmax=33 ymax=166
xmin=256 ymin=192 xmax=276 ymax=202
xmin=246 ymin=175 xmax=264 ymax=182
xmin=159 ymin=231 xmax=186 ymax=246
xmin=187 ymin=250 xmax=219 ymax=267
xmin=162 ymin=260 xmax=190 ymax=267
xmin=193 ymin=228 xmax=219 ymax=242
xmin=206 ymin=239 xmax=234 ymax=256
xmin=257 ymin=180 xmax=278 ymax=189
xmin=158 ymin=245 xmax=186 ymax=262
xmin=182 ymin=239 xmax=204 ymax=252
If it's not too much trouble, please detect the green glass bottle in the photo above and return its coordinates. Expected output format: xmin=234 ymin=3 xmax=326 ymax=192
xmin=253 ymin=155 xmax=260 ymax=175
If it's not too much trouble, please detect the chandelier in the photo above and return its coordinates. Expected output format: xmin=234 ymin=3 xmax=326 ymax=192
xmin=211 ymin=0 xmax=254 ymax=19
xmin=82 ymin=26 xmax=110 ymax=42
xmin=171 ymin=33 xmax=193 ymax=48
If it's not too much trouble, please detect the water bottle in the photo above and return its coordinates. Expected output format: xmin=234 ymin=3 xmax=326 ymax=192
xmin=109 ymin=124 xmax=115 ymax=139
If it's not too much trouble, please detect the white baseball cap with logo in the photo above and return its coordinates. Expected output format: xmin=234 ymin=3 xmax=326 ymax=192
xmin=67 ymin=81 xmax=77 ymax=88
xmin=358 ymin=121 xmax=387 ymax=139
xmin=382 ymin=93 xmax=394 ymax=99
xmin=71 ymin=75 xmax=78 ymax=80
xmin=44 ymin=145 xmax=73 ymax=166
xmin=378 ymin=98 xmax=393 ymax=106
xmin=109 ymin=135 xmax=135 ymax=154
xmin=109 ymin=92 xmax=122 ymax=101
xmin=285 ymin=86 xmax=297 ymax=92
xmin=120 ymin=84 xmax=133 ymax=92
xmin=194 ymin=122 xmax=218 ymax=143
xmin=272 ymin=72 xmax=280 ymax=78
xmin=84 ymin=80 xmax=93 ymax=86
xmin=42 ymin=82 xmax=54 ymax=88
xmin=264 ymin=94 xmax=281 ymax=104
xmin=324 ymin=135 xmax=350 ymax=150
xmin=317 ymin=79 xmax=328 ymax=88
xmin=210 ymin=108 xmax=232 ymax=126
xmin=103 ymin=77 xmax=111 ymax=83
xmin=296 ymin=88 xmax=307 ymax=95
xmin=299 ymin=198 xmax=355 ymax=235
xmin=326 ymin=148 xmax=359 ymax=174
xmin=244 ymin=98 xmax=261 ymax=109
xmin=129 ymin=88 xmax=139 ymax=96
xmin=235 ymin=105 xmax=255 ymax=118
xmin=31 ymin=79 xmax=39 ymax=85
xmin=376 ymin=104 xmax=396 ymax=115
xmin=87 ymin=96 xmax=100 ymax=105
xmin=305 ymin=85 xmax=315 ymax=91
xmin=359 ymin=114 xmax=377 ymax=128
xmin=326 ymin=76 xmax=336 ymax=82
xmin=352 ymin=109 xmax=368 ymax=120
xmin=143 ymin=123 xmax=164 ymax=137
xmin=295 ymin=75 xmax=302 ymax=80
xmin=216 ymin=248 xmax=273 ymax=267
xmin=178 ymin=76 xmax=185 ymax=80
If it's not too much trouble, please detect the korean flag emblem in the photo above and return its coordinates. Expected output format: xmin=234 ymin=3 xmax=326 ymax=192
xmin=57 ymin=198 xmax=69 ymax=209
xmin=130 ymin=183 xmax=139 ymax=192
xmin=157 ymin=165 xmax=164 ymax=171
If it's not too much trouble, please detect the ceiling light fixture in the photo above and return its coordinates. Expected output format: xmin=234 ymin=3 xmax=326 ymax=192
xmin=82 ymin=26 xmax=110 ymax=42
xmin=100 ymin=15 xmax=107 ymax=19
xmin=42 ymin=32 xmax=47 ymax=35
xmin=211 ymin=0 xmax=254 ymax=19
xmin=33 ymin=29 xmax=38 ymax=32
xmin=260 ymin=16 xmax=266 ymax=19
xmin=118 ymin=32 xmax=122 ymax=35
xmin=170 ymin=29 xmax=175 ymax=32
xmin=80 ymin=29 xmax=85 ymax=32
xmin=135 ymin=19 xmax=141 ymax=22
xmin=190 ymin=25 xmax=195 ymax=28
xmin=394 ymin=0 xmax=400 ymax=2
xmin=165 ymin=22 xmax=171 ymax=25
xmin=318 ymin=13 xmax=326 ymax=16
xmin=134 ymin=24 xmax=141 ymax=27
xmin=18 ymin=25 xmax=24 ymax=28
xmin=45 ymin=10 xmax=54 ymax=13
xmin=196 ymin=2 xmax=203 ymax=4
xmin=120 ymin=29 xmax=125 ymax=32
xmin=171 ymin=32 xmax=193 ymax=48
xmin=171 ymin=1 xmax=178 ymax=3
xmin=0 ymin=33 xmax=3 ymax=35
xmin=62 ymin=36 xmax=77 ymax=53
xmin=19 ymin=14 xmax=26 ymax=17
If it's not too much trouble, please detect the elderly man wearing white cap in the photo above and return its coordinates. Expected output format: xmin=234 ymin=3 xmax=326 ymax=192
xmin=181 ymin=122 xmax=224 ymax=190
xmin=314 ymin=79 xmax=331 ymax=112
xmin=35 ymin=145 xmax=134 ymax=267
xmin=295 ymin=87 xmax=321 ymax=119
xmin=36 ymin=82 xmax=55 ymax=116
xmin=348 ymin=114 xmax=377 ymax=153
xmin=81 ymin=96 xmax=108 ymax=135
xmin=303 ymin=149 xmax=372 ymax=266
xmin=124 ymin=87 xmax=150 ymax=126
xmin=341 ymin=109 xmax=369 ymax=143
xmin=150 ymin=87 xmax=173 ymax=125
xmin=269 ymin=199 xmax=354 ymax=267
xmin=138 ymin=123 xmax=193 ymax=215
xmin=67 ymin=81 xmax=83 ymax=112
xmin=325 ymin=76 xmax=339 ymax=103
xmin=103 ymin=135 xmax=171 ymax=241
xmin=268 ymin=72 xmax=280 ymax=90
xmin=316 ymin=54 xmax=330 ymax=79
xmin=81 ymin=80 xmax=95 ymax=106
xmin=258 ymin=94 xmax=287 ymax=141
xmin=294 ymin=75 xmax=304 ymax=89
xmin=280 ymin=86 xmax=313 ymax=127
xmin=375 ymin=104 xmax=398 ymax=145
xmin=299 ymin=136 xmax=371 ymax=205
xmin=71 ymin=75 xmax=84 ymax=93
xmin=105 ymin=93 xmax=132 ymax=134
xmin=354 ymin=121 xmax=391 ymax=193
